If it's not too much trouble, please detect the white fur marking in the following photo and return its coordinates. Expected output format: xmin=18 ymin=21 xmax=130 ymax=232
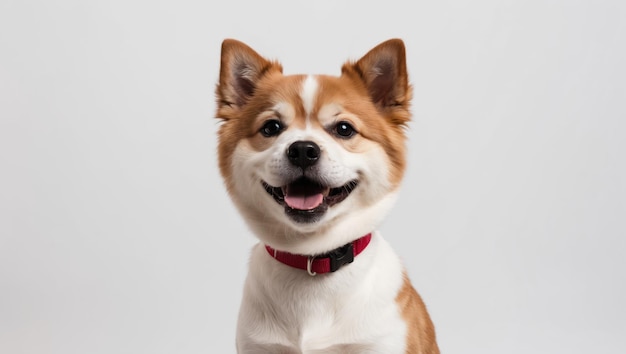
xmin=301 ymin=75 xmax=318 ymax=125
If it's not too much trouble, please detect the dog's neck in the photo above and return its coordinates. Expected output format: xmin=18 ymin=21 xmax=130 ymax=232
xmin=264 ymin=233 xmax=372 ymax=276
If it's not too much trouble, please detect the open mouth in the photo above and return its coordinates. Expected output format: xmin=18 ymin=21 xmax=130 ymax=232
xmin=262 ymin=177 xmax=358 ymax=223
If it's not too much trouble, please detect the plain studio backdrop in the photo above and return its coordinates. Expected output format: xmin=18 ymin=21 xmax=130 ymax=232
xmin=1 ymin=0 xmax=625 ymax=353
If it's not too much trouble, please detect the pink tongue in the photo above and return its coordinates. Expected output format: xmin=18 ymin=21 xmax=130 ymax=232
xmin=284 ymin=193 xmax=324 ymax=210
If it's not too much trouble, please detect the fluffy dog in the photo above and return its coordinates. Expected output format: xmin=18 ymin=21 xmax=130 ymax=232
xmin=215 ymin=38 xmax=439 ymax=353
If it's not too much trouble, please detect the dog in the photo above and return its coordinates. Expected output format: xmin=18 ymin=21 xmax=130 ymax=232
xmin=215 ymin=38 xmax=439 ymax=354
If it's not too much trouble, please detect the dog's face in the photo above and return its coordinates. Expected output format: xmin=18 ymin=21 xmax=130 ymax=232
xmin=215 ymin=39 xmax=412 ymax=253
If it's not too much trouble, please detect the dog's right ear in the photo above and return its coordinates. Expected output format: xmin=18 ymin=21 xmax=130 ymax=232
xmin=216 ymin=39 xmax=283 ymax=110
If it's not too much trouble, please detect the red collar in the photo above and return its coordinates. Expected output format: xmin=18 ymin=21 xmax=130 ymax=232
xmin=265 ymin=233 xmax=372 ymax=275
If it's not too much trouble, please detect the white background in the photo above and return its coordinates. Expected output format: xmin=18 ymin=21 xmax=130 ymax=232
xmin=1 ymin=1 xmax=625 ymax=353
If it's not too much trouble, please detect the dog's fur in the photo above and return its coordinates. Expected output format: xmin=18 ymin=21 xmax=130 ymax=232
xmin=215 ymin=38 xmax=439 ymax=353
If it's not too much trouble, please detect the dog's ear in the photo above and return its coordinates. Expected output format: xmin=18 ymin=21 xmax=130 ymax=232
xmin=216 ymin=39 xmax=282 ymax=109
xmin=342 ymin=39 xmax=410 ymax=110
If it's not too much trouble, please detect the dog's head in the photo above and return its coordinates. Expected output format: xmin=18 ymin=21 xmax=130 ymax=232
xmin=215 ymin=39 xmax=412 ymax=254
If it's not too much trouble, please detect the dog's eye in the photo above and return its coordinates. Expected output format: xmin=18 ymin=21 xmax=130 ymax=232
xmin=260 ymin=120 xmax=283 ymax=137
xmin=334 ymin=121 xmax=356 ymax=138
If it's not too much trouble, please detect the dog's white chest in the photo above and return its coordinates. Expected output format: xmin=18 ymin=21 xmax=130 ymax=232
xmin=236 ymin=234 xmax=408 ymax=353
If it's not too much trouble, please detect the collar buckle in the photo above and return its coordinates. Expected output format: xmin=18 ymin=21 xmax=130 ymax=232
xmin=328 ymin=242 xmax=354 ymax=272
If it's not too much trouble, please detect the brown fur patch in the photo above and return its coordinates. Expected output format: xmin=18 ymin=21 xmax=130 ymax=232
xmin=396 ymin=273 xmax=440 ymax=354
xmin=216 ymin=72 xmax=305 ymax=191
xmin=314 ymin=74 xmax=410 ymax=186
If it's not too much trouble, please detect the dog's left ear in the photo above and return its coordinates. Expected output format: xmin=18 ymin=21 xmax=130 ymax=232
xmin=342 ymin=39 xmax=410 ymax=110
xmin=216 ymin=39 xmax=283 ymax=110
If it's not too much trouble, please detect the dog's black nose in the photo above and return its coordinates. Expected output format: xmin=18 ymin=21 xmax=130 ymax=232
xmin=287 ymin=141 xmax=320 ymax=169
